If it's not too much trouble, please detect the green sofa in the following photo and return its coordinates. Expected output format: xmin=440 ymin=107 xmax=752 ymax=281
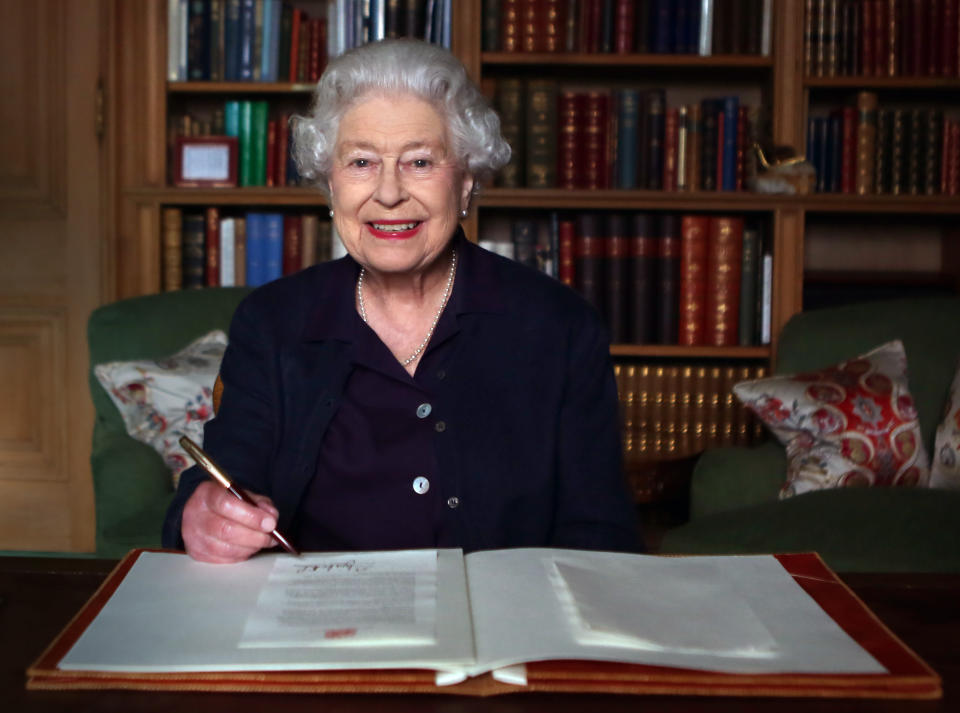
xmin=660 ymin=297 xmax=960 ymax=572
xmin=88 ymin=287 xmax=252 ymax=558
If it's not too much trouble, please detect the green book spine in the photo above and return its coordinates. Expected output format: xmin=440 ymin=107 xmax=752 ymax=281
xmin=224 ymin=100 xmax=240 ymax=137
xmin=738 ymin=226 xmax=760 ymax=346
xmin=209 ymin=0 xmax=225 ymax=81
xmin=251 ymin=100 xmax=269 ymax=186
xmin=483 ymin=0 xmax=500 ymax=50
xmin=277 ymin=2 xmax=292 ymax=81
xmin=239 ymin=100 xmax=253 ymax=186
xmin=495 ymin=78 xmax=524 ymax=188
xmin=525 ymin=79 xmax=558 ymax=189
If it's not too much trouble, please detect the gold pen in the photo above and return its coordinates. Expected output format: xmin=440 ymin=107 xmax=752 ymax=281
xmin=179 ymin=435 xmax=300 ymax=556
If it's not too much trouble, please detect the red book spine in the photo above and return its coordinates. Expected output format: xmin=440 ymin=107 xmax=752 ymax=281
xmin=735 ymin=106 xmax=747 ymax=191
xmin=557 ymin=91 xmax=582 ymax=189
xmin=704 ymin=216 xmax=744 ymax=347
xmin=614 ymin=0 xmax=635 ymax=53
xmin=277 ymin=113 xmax=289 ymax=187
xmin=288 ymin=8 xmax=301 ymax=81
xmin=265 ymin=119 xmax=277 ymax=187
xmin=663 ymin=107 xmax=678 ymax=192
xmin=715 ymin=111 xmax=725 ymax=190
xmin=583 ymin=91 xmax=610 ymax=189
xmin=861 ymin=0 xmax=875 ymax=76
xmin=308 ymin=18 xmax=321 ymax=81
xmin=543 ymin=0 xmax=565 ymax=52
xmin=501 ymin=0 xmax=521 ymax=52
xmin=520 ymin=0 xmax=542 ymax=52
xmin=581 ymin=0 xmax=602 ymax=53
xmin=282 ymin=215 xmax=302 ymax=276
xmin=606 ymin=217 xmax=629 ymax=344
xmin=841 ymin=106 xmax=857 ymax=193
xmin=205 ymin=206 xmax=220 ymax=287
xmin=678 ymin=215 xmax=709 ymax=346
xmin=558 ymin=219 xmax=576 ymax=286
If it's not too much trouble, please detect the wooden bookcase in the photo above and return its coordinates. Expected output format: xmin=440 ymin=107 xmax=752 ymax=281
xmin=110 ymin=0 xmax=960 ymax=489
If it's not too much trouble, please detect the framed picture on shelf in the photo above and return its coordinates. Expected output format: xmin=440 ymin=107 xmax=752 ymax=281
xmin=173 ymin=136 xmax=238 ymax=188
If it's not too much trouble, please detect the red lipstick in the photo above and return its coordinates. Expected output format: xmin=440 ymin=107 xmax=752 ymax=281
xmin=366 ymin=220 xmax=422 ymax=240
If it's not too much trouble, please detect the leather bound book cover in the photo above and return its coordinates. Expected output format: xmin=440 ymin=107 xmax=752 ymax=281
xmin=705 ymin=216 xmax=744 ymax=347
xmin=922 ymin=109 xmax=943 ymax=195
xmin=500 ymin=0 xmax=520 ymax=51
xmin=804 ymin=0 xmax=815 ymax=75
xmin=162 ymin=207 xmax=184 ymax=292
xmin=738 ymin=225 xmax=759 ymax=346
xmin=885 ymin=0 xmax=898 ymax=76
xmin=575 ymin=213 xmax=606 ymax=317
xmin=720 ymin=96 xmax=739 ymax=191
xmin=187 ymin=0 xmax=210 ymax=80
xmin=874 ymin=108 xmax=893 ymax=194
xmin=182 ymin=212 xmax=206 ymax=290
xmin=718 ymin=365 xmax=738 ymax=446
xmin=644 ymin=88 xmax=665 ymax=190
xmin=827 ymin=112 xmax=842 ymax=193
xmin=678 ymin=214 xmax=709 ymax=346
xmin=614 ymin=0 xmax=635 ymax=52
xmin=633 ymin=0 xmax=650 ymax=53
xmin=605 ymin=214 xmax=629 ymax=344
xmin=282 ymin=215 xmax=302 ymax=276
xmin=557 ymin=218 xmax=576 ymax=287
xmin=635 ymin=364 xmax=652 ymax=455
xmin=482 ymin=0 xmax=500 ymax=50
xmin=512 ymin=220 xmax=539 ymax=270
xmin=825 ymin=0 xmax=839 ymax=76
xmin=837 ymin=0 xmax=851 ymax=75
xmin=855 ymin=90 xmax=878 ymax=195
xmin=558 ymin=90 xmax=583 ymax=189
xmin=615 ymin=89 xmax=641 ymax=189
xmin=949 ymin=121 xmax=960 ymax=195
xmin=579 ymin=0 xmax=603 ymax=53
xmin=839 ymin=106 xmax=856 ymax=193
xmin=735 ymin=105 xmax=747 ymax=190
xmin=300 ymin=213 xmax=317 ymax=269
xmin=520 ymin=0 xmax=543 ymax=52
xmin=656 ymin=213 xmax=681 ymax=344
xmin=814 ymin=0 xmax=826 ymax=75
xmin=583 ymin=90 xmax=611 ymax=190
xmin=265 ymin=119 xmax=277 ymax=187
xmin=543 ymin=0 xmax=566 ymax=52
xmin=662 ymin=107 xmax=678 ymax=191
xmin=204 ymin=207 xmax=221 ymax=287
xmin=526 ymin=80 xmax=559 ymax=188
xmin=494 ymin=79 xmax=525 ymax=188
xmin=742 ymin=0 xmax=762 ymax=56
xmin=860 ymin=0 xmax=874 ymax=76
xmin=295 ymin=11 xmax=309 ymax=82
xmin=909 ymin=0 xmax=925 ymax=75
xmin=686 ymin=103 xmax=701 ymax=192
xmin=700 ymin=99 xmax=719 ymax=190
xmin=906 ymin=108 xmax=922 ymax=195
xmin=629 ymin=212 xmax=658 ymax=344
xmin=926 ymin=0 xmax=942 ymax=76
xmin=944 ymin=0 xmax=959 ymax=76
xmin=651 ymin=0 xmax=673 ymax=53
xmin=599 ymin=0 xmax=616 ymax=52
xmin=872 ymin=0 xmax=888 ymax=77
xmin=890 ymin=108 xmax=906 ymax=194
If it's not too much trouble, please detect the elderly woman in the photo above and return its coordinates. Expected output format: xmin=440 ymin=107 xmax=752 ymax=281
xmin=162 ymin=39 xmax=639 ymax=563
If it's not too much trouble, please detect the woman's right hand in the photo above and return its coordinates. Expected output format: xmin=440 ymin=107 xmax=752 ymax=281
xmin=181 ymin=481 xmax=280 ymax=563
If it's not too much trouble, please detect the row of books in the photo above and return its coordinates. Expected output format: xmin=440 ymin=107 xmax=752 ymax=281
xmin=483 ymin=0 xmax=773 ymax=56
xmin=614 ymin=361 xmax=767 ymax=461
xmin=169 ymin=102 xmax=302 ymax=187
xmin=161 ymin=207 xmax=335 ymax=290
xmin=807 ymin=93 xmax=960 ymax=196
xmin=480 ymin=212 xmax=772 ymax=347
xmin=804 ymin=0 xmax=960 ymax=78
xmin=495 ymin=80 xmax=762 ymax=191
xmin=167 ymin=0 xmax=450 ymax=83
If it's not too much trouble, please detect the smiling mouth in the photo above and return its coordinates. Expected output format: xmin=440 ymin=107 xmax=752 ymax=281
xmin=369 ymin=221 xmax=421 ymax=232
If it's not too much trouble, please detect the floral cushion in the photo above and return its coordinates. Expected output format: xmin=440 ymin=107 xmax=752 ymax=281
xmin=94 ymin=331 xmax=227 ymax=488
xmin=930 ymin=357 xmax=960 ymax=489
xmin=733 ymin=340 xmax=931 ymax=498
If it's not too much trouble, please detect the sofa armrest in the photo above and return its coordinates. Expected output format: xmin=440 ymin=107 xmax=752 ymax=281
xmin=91 ymin=431 xmax=174 ymax=557
xmin=689 ymin=441 xmax=786 ymax=519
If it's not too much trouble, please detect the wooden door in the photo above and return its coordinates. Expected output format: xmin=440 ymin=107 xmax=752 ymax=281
xmin=0 ymin=0 xmax=107 ymax=551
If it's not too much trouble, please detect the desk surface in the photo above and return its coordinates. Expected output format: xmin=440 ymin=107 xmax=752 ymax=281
xmin=3 ymin=556 xmax=957 ymax=712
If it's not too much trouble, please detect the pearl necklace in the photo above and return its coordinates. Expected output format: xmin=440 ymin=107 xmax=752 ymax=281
xmin=356 ymin=249 xmax=457 ymax=367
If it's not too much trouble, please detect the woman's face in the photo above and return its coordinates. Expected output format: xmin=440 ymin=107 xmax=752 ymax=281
xmin=328 ymin=93 xmax=474 ymax=279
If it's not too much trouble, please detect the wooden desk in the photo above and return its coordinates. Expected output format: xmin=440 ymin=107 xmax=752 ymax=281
xmin=3 ymin=556 xmax=957 ymax=712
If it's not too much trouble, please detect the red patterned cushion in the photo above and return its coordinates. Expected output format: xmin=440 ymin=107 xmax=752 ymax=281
xmin=733 ymin=341 xmax=930 ymax=498
xmin=930 ymin=356 xmax=960 ymax=489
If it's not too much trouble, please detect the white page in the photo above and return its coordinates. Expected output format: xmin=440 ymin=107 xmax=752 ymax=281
xmin=464 ymin=549 xmax=885 ymax=676
xmin=59 ymin=550 xmax=475 ymax=673
xmin=240 ymin=551 xmax=437 ymax=647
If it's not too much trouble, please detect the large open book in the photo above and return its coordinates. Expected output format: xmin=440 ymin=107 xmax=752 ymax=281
xmin=28 ymin=548 xmax=940 ymax=698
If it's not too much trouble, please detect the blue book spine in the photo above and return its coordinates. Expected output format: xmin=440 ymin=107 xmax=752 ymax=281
xmin=685 ymin=0 xmax=701 ymax=53
xmin=224 ymin=0 xmax=241 ymax=80
xmin=245 ymin=212 xmax=266 ymax=286
xmin=224 ymin=100 xmax=240 ymax=137
xmin=653 ymin=0 xmax=674 ymax=53
xmin=616 ymin=89 xmax=640 ymax=189
xmin=268 ymin=0 xmax=281 ymax=81
xmin=263 ymin=213 xmax=284 ymax=282
xmin=239 ymin=0 xmax=255 ymax=81
xmin=721 ymin=96 xmax=739 ymax=191
xmin=259 ymin=0 xmax=272 ymax=81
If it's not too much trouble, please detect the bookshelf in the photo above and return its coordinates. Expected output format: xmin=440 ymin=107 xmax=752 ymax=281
xmin=112 ymin=0 xmax=960 ymax=485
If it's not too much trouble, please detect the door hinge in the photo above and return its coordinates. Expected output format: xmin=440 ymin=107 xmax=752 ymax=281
xmin=95 ymin=79 xmax=106 ymax=141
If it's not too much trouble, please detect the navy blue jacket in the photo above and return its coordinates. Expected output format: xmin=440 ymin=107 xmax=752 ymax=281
xmin=162 ymin=233 xmax=640 ymax=553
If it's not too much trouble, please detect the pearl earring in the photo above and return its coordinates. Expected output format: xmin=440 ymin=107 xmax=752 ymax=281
xmin=459 ymin=209 xmax=468 ymax=218
xmin=329 ymin=209 xmax=334 ymax=218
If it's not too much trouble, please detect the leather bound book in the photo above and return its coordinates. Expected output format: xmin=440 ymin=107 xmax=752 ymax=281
xmin=650 ymin=366 xmax=666 ymax=455
xmin=839 ymin=106 xmax=856 ymax=193
xmin=849 ymin=0 xmax=862 ymax=75
xmin=663 ymin=107 xmax=678 ymax=191
xmin=719 ymin=365 xmax=738 ymax=447
xmin=276 ymin=113 xmax=289 ymax=187
xmin=890 ymin=108 xmax=906 ymax=194
xmin=885 ymin=0 xmax=897 ymax=76
xmin=700 ymin=99 xmax=719 ymax=190
xmin=162 ymin=207 xmax=183 ymax=292
xmin=676 ymin=365 xmax=694 ymax=456
xmin=645 ymin=89 xmax=665 ymax=190
xmin=860 ymin=0 xmax=874 ymax=76
xmin=715 ymin=108 xmax=724 ymax=189
xmin=583 ymin=90 xmax=611 ymax=189
xmin=210 ymin=0 xmax=226 ymax=81
xmin=804 ymin=0 xmax=815 ymax=75
xmin=738 ymin=225 xmax=759 ymax=346
xmin=282 ymin=214 xmax=302 ymax=276
xmin=906 ymin=108 xmax=922 ymax=194
xmin=187 ymin=0 xmax=210 ymax=80
xmin=558 ymin=90 xmax=583 ymax=189
xmin=744 ymin=0 xmax=764 ymax=55
xmin=300 ymin=213 xmax=317 ymax=269
xmin=295 ymin=10 xmax=309 ymax=82
xmin=712 ymin=0 xmax=729 ymax=55
xmin=629 ymin=212 xmax=658 ymax=343
xmin=944 ymin=0 xmax=959 ymax=76
xmin=501 ymin=0 xmax=521 ymax=52
xmin=575 ymin=213 xmax=605 ymax=317
xmin=599 ymin=0 xmax=616 ymax=52
xmin=580 ymin=0 xmax=603 ymax=53
xmin=909 ymin=0 xmax=924 ymax=75
xmin=704 ymin=216 xmax=744 ymax=347
xmin=662 ymin=365 xmax=681 ymax=456
xmin=563 ymin=0 xmax=579 ymax=51
xmin=690 ymin=365 xmax=708 ymax=452
xmin=265 ymin=119 xmax=277 ymax=187
xmin=182 ymin=212 xmax=206 ymax=290
xmin=315 ymin=219 xmax=332 ymax=264
xmin=855 ymin=91 xmax=878 ymax=195
xmin=827 ymin=112 xmax=842 ymax=193
xmin=656 ymin=214 xmax=681 ymax=344
xmin=635 ymin=364 xmax=652 ymax=455
xmin=948 ymin=121 xmax=960 ymax=195
xmin=927 ymin=0 xmax=942 ymax=76
xmin=526 ymin=80 xmax=559 ymax=188
xmin=615 ymin=89 xmax=641 ymax=189
xmin=614 ymin=0 xmax=636 ymax=52
xmin=922 ymin=109 xmax=943 ymax=195
xmin=735 ymin=105 xmax=747 ymax=190
xmin=814 ymin=0 xmax=825 ymax=75
xmin=495 ymin=79 xmax=525 ymax=188
xmin=634 ymin=0 xmax=650 ymax=53
xmin=672 ymin=0 xmax=689 ymax=54
xmin=617 ymin=364 xmax=638 ymax=461
xmin=837 ymin=0 xmax=850 ymax=75
xmin=676 ymin=105 xmax=689 ymax=190
xmin=872 ymin=0 xmax=887 ymax=77
xmin=521 ymin=0 xmax=542 ymax=52
xmin=557 ymin=219 xmax=576 ymax=287
xmin=875 ymin=108 xmax=893 ymax=194
xmin=482 ymin=0 xmax=500 ymax=50
xmin=678 ymin=214 xmax=709 ymax=346
xmin=720 ymin=96 xmax=739 ymax=191
xmin=686 ymin=103 xmax=701 ymax=192
xmin=204 ymin=207 xmax=220 ymax=287
xmin=825 ymin=0 xmax=839 ymax=76
xmin=224 ymin=0 xmax=241 ymax=81
xmin=512 ymin=220 xmax=539 ymax=270
xmin=941 ymin=118 xmax=952 ymax=195
xmin=251 ymin=100 xmax=269 ymax=187
xmin=605 ymin=214 xmax=629 ymax=343
xmin=385 ymin=0 xmax=402 ymax=38
xmin=543 ymin=0 xmax=566 ymax=52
